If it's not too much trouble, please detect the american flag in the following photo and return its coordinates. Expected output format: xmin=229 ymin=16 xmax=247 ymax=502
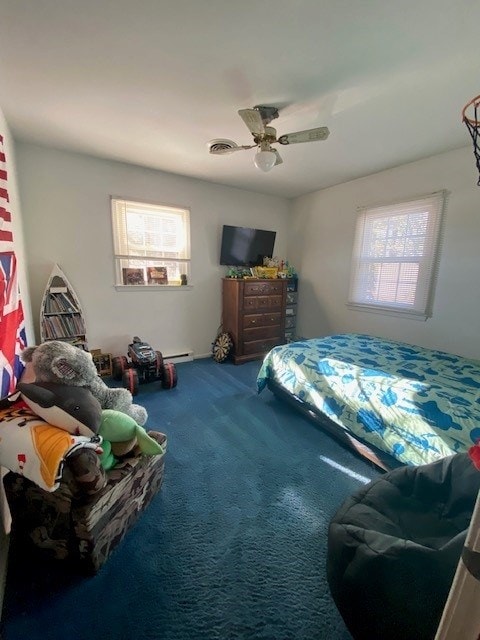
xmin=0 ymin=134 xmax=26 ymax=397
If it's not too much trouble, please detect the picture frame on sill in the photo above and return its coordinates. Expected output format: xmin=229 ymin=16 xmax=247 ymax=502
xmin=147 ymin=266 xmax=168 ymax=285
xmin=122 ymin=268 xmax=145 ymax=286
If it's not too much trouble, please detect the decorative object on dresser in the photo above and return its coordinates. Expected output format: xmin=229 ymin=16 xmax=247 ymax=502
xmin=40 ymin=264 xmax=88 ymax=350
xmin=222 ymin=278 xmax=287 ymax=364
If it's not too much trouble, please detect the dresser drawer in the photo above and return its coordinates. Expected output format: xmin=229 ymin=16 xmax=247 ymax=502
xmin=243 ymin=295 xmax=283 ymax=311
xmin=242 ymin=336 xmax=284 ymax=356
xmin=243 ymin=325 xmax=281 ymax=341
xmin=244 ymin=281 xmax=285 ymax=296
xmin=243 ymin=312 xmax=282 ymax=328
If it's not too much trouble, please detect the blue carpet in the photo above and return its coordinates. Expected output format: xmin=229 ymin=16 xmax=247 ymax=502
xmin=2 ymin=358 xmax=380 ymax=640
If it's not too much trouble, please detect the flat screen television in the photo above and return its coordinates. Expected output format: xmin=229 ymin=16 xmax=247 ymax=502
xmin=220 ymin=225 xmax=276 ymax=267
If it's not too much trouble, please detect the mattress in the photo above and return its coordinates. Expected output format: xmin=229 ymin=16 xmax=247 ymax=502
xmin=257 ymin=334 xmax=480 ymax=467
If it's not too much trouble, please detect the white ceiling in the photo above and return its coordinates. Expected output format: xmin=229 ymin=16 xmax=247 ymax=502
xmin=0 ymin=0 xmax=479 ymax=199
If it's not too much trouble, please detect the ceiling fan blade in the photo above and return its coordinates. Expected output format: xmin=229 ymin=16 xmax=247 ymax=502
xmin=277 ymin=126 xmax=330 ymax=145
xmin=273 ymin=149 xmax=283 ymax=166
xmin=238 ymin=108 xmax=265 ymax=135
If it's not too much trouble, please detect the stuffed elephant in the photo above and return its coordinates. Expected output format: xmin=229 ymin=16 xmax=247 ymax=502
xmin=21 ymin=341 xmax=148 ymax=426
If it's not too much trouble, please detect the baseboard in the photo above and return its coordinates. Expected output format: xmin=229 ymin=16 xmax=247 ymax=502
xmin=163 ymin=350 xmax=194 ymax=364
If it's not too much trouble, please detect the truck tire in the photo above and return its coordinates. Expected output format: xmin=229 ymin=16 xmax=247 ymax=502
xmin=112 ymin=355 xmax=128 ymax=380
xmin=155 ymin=351 xmax=164 ymax=378
xmin=161 ymin=362 xmax=177 ymax=389
xmin=122 ymin=368 xmax=139 ymax=396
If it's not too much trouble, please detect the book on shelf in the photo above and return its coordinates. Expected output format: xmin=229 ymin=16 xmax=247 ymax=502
xmin=147 ymin=266 xmax=168 ymax=285
xmin=46 ymin=291 xmax=78 ymax=313
xmin=59 ymin=336 xmax=88 ymax=350
xmin=41 ymin=313 xmax=85 ymax=339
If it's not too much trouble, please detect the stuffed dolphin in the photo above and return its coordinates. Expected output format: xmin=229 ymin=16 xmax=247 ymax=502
xmin=18 ymin=381 xmax=102 ymax=437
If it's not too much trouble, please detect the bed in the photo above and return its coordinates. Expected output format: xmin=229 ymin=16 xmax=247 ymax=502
xmin=257 ymin=334 xmax=480 ymax=470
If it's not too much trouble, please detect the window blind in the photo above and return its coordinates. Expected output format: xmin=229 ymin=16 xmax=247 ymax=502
xmin=348 ymin=191 xmax=446 ymax=318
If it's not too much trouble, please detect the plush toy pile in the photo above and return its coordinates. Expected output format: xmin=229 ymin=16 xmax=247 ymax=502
xmin=22 ymin=341 xmax=148 ymax=425
xmin=0 ymin=340 xmax=166 ymax=496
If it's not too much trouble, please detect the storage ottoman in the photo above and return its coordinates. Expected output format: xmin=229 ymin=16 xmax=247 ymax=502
xmin=3 ymin=434 xmax=166 ymax=574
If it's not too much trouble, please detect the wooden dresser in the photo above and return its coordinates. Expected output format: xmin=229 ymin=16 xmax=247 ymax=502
xmin=222 ymin=278 xmax=287 ymax=364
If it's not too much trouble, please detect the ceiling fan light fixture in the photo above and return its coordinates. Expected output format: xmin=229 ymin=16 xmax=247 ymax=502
xmin=253 ymin=149 xmax=276 ymax=172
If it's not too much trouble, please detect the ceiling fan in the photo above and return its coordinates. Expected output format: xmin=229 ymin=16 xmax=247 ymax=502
xmin=208 ymin=105 xmax=330 ymax=172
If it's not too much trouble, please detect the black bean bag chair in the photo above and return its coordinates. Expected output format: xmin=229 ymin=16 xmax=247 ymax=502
xmin=327 ymin=453 xmax=479 ymax=640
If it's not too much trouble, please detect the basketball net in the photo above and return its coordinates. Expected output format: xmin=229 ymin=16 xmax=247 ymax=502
xmin=462 ymin=94 xmax=480 ymax=186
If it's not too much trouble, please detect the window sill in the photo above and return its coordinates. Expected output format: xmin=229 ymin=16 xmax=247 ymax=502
xmin=115 ymin=285 xmax=193 ymax=291
xmin=346 ymin=302 xmax=429 ymax=321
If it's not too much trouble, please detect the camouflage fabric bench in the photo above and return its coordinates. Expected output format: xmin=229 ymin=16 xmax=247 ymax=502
xmin=3 ymin=433 xmax=166 ymax=574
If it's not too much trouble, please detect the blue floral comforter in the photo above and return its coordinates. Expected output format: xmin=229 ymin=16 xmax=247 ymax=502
xmin=257 ymin=334 xmax=480 ymax=466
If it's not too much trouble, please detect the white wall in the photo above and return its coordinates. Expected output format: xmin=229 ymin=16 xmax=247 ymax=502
xmin=14 ymin=140 xmax=480 ymax=363
xmin=289 ymin=146 xmax=480 ymax=359
xmin=15 ymin=142 xmax=289 ymax=358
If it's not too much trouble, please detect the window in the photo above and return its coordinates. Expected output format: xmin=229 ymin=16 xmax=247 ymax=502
xmin=348 ymin=191 xmax=446 ymax=319
xmin=111 ymin=198 xmax=190 ymax=286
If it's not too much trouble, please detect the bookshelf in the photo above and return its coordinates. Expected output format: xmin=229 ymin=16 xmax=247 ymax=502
xmin=40 ymin=264 xmax=88 ymax=350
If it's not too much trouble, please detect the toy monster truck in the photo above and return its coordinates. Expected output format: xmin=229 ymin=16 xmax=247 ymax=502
xmin=111 ymin=336 xmax=177 ymax=396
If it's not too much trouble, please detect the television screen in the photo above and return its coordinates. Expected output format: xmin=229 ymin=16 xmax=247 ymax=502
xmin=220 ymin=225 xmax=276 ymax=267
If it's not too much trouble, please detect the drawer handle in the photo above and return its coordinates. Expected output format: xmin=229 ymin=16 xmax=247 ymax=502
xmin=251 ymin=320 xmax=256 ymax=324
